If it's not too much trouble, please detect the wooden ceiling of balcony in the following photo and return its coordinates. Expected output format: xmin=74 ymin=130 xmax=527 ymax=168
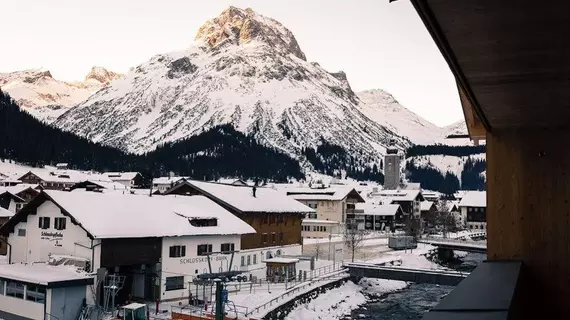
xmin=412 ymin=0 xmax=570 ymax=131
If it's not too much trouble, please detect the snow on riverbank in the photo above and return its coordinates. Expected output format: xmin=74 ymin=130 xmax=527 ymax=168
xmin=285 ymin=277 xmax=410 ymax=320
xmin=285 ymin=281 xmax=366 ymax=320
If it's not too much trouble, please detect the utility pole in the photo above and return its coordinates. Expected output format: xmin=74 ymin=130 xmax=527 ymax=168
xmin=214 ymin=279 xmax=224 ymax=320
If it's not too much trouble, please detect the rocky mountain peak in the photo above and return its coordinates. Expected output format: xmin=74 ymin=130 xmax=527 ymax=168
xmin=85 ymin=66 xmax=121 ymax=85
xmin=358 ymin=89 xmax=400 ymax=106
xmin=195 ymin=6 xmax=306 ymax=61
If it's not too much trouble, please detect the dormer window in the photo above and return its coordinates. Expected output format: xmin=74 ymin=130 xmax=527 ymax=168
xmin=188 ymin=218 xmax=217 ymax=227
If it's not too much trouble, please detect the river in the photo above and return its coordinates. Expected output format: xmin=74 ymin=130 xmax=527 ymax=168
xmin=346 ymin=253 xmax=486 ymax=320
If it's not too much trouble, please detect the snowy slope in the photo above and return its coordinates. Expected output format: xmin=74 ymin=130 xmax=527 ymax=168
xmin=444 ymin=120 xmax=468 ymax=136
xmin=0 ymin=67 xmax=121 ymax=123
xmin=407 ymin=154 xmax=486 ymax=178
xmin=54 ymin=7 xmax=407 ymax=157
xmin=357 ymin=89 xmax=445 ymax=145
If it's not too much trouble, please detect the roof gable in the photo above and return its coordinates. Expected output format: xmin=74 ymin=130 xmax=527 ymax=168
xmin=169 ymin=180 xmax=314 ymax=214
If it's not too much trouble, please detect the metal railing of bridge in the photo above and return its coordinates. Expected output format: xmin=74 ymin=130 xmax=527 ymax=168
xmin=244 ymin=264 xmax=348 ymax=317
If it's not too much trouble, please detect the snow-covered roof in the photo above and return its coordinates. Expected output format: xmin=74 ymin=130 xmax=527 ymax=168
xmin=153 ymin=176 xmax=188 ymax=185
xmin=370 ymin=189 xmax=423 ymax=202
xmin=71 ymin=180 xmax=130 ymax=191
xmin=0 ymin=178 xmax=22 ymax=183
xmin=0 ymin=207 xmax=13 ymax=218
xmin=355 ymin=203 xmax=401 ymax=216
xmin=29 ymin=191 xmax=256 ymax=239
xmin=458 ymin=191 xmax=486 ymax=208
xmin=286 ymin=187 xmax=364 ymax=202
xmin=264 ymin=257 xmax=299 ymax=264
xmin=216 ymin=178 xmax=249 ymax=186
xmin=420 ymin=201 xmax=435 ymax=212
xmin=0 ymin=184 xmax=40 ymax=196
xmin=182 ymin=180 xmax=314 ymax=214
xmin=21 ymin=170 xmax=112 ymax=184
xmin=105 ymin=172 xmax=140 ymax=181
xmin=0 ymin=263 xmax=93 ymax=286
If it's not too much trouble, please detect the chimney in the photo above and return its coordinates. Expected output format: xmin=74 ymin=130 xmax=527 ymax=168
xmin=252 ymin=186 xmax=257 ymax=198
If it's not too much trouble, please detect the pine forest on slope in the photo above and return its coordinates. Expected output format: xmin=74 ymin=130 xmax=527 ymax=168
xmin=0 ymin=90 xmax=303 ymax=183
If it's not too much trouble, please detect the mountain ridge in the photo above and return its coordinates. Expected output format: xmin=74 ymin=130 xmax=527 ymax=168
xmin=0 ymin=66 xmax=122 ymax=122
xmin=54 ymin=7 xmax=410 ymax=159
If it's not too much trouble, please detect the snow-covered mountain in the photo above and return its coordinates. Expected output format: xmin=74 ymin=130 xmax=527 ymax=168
xmin=444 ymin=120 xmax=468 ymax=136
xmin=0 ymin=67 xmax=121 ymax=123
xmin=54 ymin=7 xmax=409 ymax=157
xmin=357 ymin=89 xmax=445 ymax=145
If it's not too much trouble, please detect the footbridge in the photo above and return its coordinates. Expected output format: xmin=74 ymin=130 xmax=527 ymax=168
xmin=345 ymin=263 xmax=468 ymax=286
xmin=418 ymin=237 xmax=487 ymax=254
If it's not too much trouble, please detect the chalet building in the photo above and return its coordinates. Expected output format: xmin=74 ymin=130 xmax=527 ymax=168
xmin=420 ymin=200 xmax=437 ymax=228
xmin=18 ymin=171 xmax=112 ymax=191
xmin=0 ymin=263 xmax=94 ymax=320
xmin=0 ymin=207 xmax=13 ymax=255
xmin=0 ymin=184 xmax=42 ymax=212
xmin=286 ymin=187 xmax=365 ymax=238
xmin=370 ymin=189 xmax=425 ymax=218
xmin=152 ymin=176 xmax=188 ymax=194
xmin=354 ymin=203 xmax=404 ymax=232
xmin=458 ymin=191 xmax=487 ymax=230
xmin=0 ymin=190 xmax=254 ymax=305
xmin=104 ymin=172 xmax=143 ymax=187
xmin=163 ymin=180 xmax=313 ymax=270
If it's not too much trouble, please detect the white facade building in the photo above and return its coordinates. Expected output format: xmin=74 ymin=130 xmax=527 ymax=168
xmin=0 ymin=190 xmax=255 ymax=305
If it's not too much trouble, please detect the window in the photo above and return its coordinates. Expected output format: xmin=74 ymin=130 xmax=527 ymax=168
xmin=241 ymin=256 xmax=245 ymax=267
xmin=253 ymin=254 xmax=257 ymax=264
xmin=197 ymin=244 xmax=213 ymax=256
xmin=279 ymin=233 xmax=284 ymax=243
xmin=26 ymin=285 xmax=46 ymax=303
xmin=165 ymin=276 xmax=184 ymax=291
xmin=0 ymin=279 xmax=4 ymax=295
xmin=247 ymin=255 xmax=251 ymax=265
xmin=6 ymin=281 xmax=24 ymax=299
xmin=54 ymin=217 xmax=66 ymax=230
xmin=271 ymin=233 xmax=276 ymax=243
xmin=221 ymin=243 xmax=235 ymax=253
xmin=17 ymin=229 xmax=26 ymax=237
xmin=39 ymin=217 xmax=50 ymax=229
xmin=323 ymin=227 xmax=327 ymax=232
xmin=262 ymin=233 xmax=268 ymax=244
xmin=169 ymin=245 xmax=186 ymax=258
xmin=313 ymin=226 xmax=317 ymax=232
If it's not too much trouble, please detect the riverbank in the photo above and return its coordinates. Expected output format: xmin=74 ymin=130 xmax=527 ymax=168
xmin=284 ymin=250 xmax=484 ymax=320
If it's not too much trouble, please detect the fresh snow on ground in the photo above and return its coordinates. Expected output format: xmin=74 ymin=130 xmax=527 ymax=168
xmin=285 ymin=281 xmax=367 ymax=320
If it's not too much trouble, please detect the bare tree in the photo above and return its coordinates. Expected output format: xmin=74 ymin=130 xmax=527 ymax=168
xmin=435 ymin=200 xmax=457 ymax=238
xmin=313 ymin=239 xmax=325 ymax=260
xmin=343 ymin=220 xmax=367 ymax=262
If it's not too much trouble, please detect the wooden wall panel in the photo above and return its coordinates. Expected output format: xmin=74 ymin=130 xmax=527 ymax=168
xmin=487 ymin=128 xmax=570 ymax=316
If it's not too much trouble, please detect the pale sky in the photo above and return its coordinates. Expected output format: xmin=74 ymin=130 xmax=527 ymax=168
xmin=1 ymin=0 xmax=462 ymax=126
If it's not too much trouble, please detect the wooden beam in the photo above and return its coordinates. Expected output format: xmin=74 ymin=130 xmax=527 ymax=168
xmin=458 ymin=84 xmax=487 ymax=142
xmin=487 ymin=128 xmax=570 ymax=317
